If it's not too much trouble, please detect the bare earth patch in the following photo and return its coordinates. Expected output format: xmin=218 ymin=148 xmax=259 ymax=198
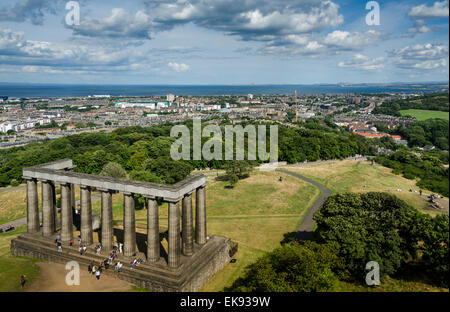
xmin=25 ymin=262 xmax=134 ymax=292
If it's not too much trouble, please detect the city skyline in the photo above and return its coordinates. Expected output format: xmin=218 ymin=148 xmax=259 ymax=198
xmin=0 ymin=0 xmax=449 ymax=85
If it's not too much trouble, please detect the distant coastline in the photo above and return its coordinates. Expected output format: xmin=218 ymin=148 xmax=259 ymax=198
xmin=0 ymin=82 xmax=448 ymax=98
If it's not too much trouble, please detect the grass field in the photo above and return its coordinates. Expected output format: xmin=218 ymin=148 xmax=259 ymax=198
xmin=1 ymin=162 xmax=447 ymax=292
xmin=284 ymin=160 xmax=448 ymax=217
xmin=0 ymin=225 xmax=41 ymax=292
xmin=399 ymin=109 xmax=449 ymax=121
xmin=0 ymin=170 xmax=318 ymax=292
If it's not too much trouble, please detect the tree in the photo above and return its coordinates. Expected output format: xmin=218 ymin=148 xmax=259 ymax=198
xmin=224 ymin=160 xmax=254 ymax=180
xmin=100 ymin=162 xmax=128 ymax=179
xmin=314 ymin=192 xmax=412 ymax=279
xmin=227 ymin=242 xmax=341 ymax=292
xmin=229 ymin=174 xmax=238 ymax=188
xmin=143 ymin=156 xmax=192 ymax=184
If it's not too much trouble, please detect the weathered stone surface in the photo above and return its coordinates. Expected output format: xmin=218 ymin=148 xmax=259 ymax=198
xmin=80 ymin=186 xmax=93 ymax=245
xmin=17 ymin=159 xmax=229 ymax=292
xmin=60 ymin=183 xmax=73 ymax=242
xmin=195 ymin=186 xmax=207 ymax=245
xmin=26 ymin=179 xmax=39 ymax=234
xmin=23 ymin=159 xmax=206 ymax=201
xmin=123 ymin=193 xmax=136 ymax=257
xmin=182 ymin=194 xmax=194 ymax=256
xmin=147 ymin=198 xmax=160 ymax=263
xmin=101 ymin=190 xmax=114 ymax=252
xmin=10 ymin=233 xmax=230 ymax=292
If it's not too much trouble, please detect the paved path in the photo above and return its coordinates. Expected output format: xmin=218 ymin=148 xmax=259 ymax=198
xmin=0 ymin=194 xmax=102 ymax=232
xmin=0 ymin=185 xmax=26 ymax=193
xmin=277 ymin=169 xmax=332 ymax=241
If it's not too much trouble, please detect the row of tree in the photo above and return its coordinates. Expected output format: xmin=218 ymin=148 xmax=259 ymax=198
xmin=0 ymin=121 xmax=371 ymax=187
xmin=228 ymin=193 xmax=449 ymax=291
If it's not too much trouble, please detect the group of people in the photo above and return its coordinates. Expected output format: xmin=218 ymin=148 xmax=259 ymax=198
xmin=113 ymin=241 xmax=123 ymax=254
xmin=129 ymin=258 xmax=144 ymax=269
xmin=88 ymin=262 xmax=104 ymax=280
xmin=94 ymin=244 xmax=102 ymax=254
xmin=54 ymin=234 xmax=63 ymax=252
xmin=88 ymin=259 xmax=124 ymax=280
xmin=52 ymin=234 xmax=136 ymax=278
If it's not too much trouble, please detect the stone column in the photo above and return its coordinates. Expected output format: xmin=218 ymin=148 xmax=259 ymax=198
xmin=50 ymin=181 xmax=57 ymax=230
xmin=168 ymin=199 xmax=181 ymax=268
xmin=60 ymin=183 xmax=73 ymax=242
xmin=147 ymin=197 xmax=160 ymax=263
xmin=26 ymin=178 xmax=40 ymax=233
xmin=80 ymin=186 xmax=93 ymax=245
xmin=123 ymin=193 xmax=136 ymax=257
xmin=100 ymin=189 xmax=114 ymax=252
xmin=42 ymin=180 xmax=55 ymax=236
xmin=70 ymin=183 xmax=76 ymax=210
xmin=195 ymin=185 xmax=207 ymax=245
xmin=182 ymin=193 xmax=194 ymax=256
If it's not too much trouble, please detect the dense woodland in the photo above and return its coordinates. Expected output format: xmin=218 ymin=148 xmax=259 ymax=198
xmin=228 ymin=193 xmax=449 ymax=291
xmin=0 ymin=121 xmax=370 ymax=187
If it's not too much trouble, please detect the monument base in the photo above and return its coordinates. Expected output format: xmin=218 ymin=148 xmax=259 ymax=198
xmin=11 ymin=233 xmax=231 ymax=292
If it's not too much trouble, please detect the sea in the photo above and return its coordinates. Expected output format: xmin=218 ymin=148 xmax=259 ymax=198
xmin=0 ymin=82 xmax=448 ymax=98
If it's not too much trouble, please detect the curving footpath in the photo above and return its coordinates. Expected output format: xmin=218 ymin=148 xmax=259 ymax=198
xmin=276 ymin=169 xmax=332 ymax=241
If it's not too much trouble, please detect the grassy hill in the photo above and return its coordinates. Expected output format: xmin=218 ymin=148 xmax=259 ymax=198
xmin=284 ymin=159 xmax=448 ymax=217
xmin=400 ymin=109 xmax=449 ymax=121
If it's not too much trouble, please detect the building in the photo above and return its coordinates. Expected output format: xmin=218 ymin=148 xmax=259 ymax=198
xmin=167 ymin=94 xmax=176 ymax=103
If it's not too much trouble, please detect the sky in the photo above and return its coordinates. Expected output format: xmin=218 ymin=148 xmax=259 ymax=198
xmin=0 ymin=0 xmax=448 ymax=85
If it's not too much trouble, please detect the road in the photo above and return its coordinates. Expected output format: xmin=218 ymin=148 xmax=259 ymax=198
xmin=277 ymin=169 xmax=332 ymax=241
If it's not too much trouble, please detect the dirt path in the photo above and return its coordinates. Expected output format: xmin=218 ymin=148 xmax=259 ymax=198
xmin=25 ymin=262 xmax=135 ymax=292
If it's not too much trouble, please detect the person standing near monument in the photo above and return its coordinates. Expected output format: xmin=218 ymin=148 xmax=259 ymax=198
xmin=20 ymin=275 xmax=26 ymax=289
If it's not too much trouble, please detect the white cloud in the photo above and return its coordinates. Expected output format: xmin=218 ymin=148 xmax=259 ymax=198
xmin=408 ymin=1 xmax=449 ymax=19
xmin=389 ymin=43 xmax=449 ymax=71
xmin=168 ymin=62 xmax=189 ymax=72
xmin=338 ymin=54 xmax=385 ymax=71
xmin=68 ymin=8 xmax=154 ymax=39
xmin=323 ymin=30 xmax=383 ymax=50
xmin=0 ymin=28 xmax=159 ymax=75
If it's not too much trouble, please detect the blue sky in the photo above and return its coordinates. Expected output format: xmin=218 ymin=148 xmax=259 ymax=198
xmin=0 ymin=0 xmax=448 ymax=84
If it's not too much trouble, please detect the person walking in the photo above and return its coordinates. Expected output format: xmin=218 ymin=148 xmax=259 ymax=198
xmin=88 ymin=263 xmax=92 ymax=274
xmin=20 ymin=275 xmax=26 ymax=289
xmin=95 ymin=269 xmax=101 ymax=280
